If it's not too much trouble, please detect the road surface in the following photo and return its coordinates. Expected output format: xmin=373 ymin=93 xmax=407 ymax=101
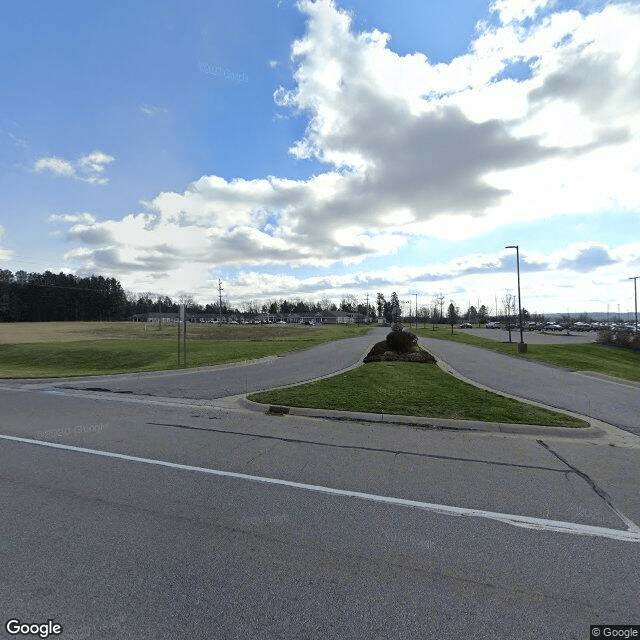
xmin=1 ymin=329 xmax=639 ymax=639
xmin=419 ymin=336 xmax=640 ymax=435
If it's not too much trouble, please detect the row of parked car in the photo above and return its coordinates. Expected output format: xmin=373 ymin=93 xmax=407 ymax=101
xmin=475 ymin=320 xmax=638 ymax=334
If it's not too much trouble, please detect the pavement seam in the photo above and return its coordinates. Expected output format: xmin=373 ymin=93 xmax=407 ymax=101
xmin=143 ymin=421 xmax=568 ymax=473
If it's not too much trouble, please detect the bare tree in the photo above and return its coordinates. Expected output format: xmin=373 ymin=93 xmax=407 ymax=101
xmin=502 ymin=292 xmax=516 ymax=343
xmin=434 ymin=292 xmax=445 ymax=324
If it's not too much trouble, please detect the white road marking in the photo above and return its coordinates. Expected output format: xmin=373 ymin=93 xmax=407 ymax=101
xmin=2 ymin=432 xmax=639 ymax=543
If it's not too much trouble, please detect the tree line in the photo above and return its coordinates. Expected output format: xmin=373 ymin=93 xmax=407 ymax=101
xmin=0 ymin=269 xmax=385 ymax=322
xmin=0 ymin=270 xmax=128 ymax=322
xmin=0 ymin=268 xmax=514 ymax=325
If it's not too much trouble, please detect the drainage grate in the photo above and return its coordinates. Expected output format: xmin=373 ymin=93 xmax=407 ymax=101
xmin=266 ymin=405 xmax=290 ymax=415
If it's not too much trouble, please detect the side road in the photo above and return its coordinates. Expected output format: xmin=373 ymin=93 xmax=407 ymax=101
xmin=2 ymin=328 xmax=388 ymax=400
xmin=419 ymin=337 xmax=640 ymax=436
xmin=3 ymin=327 xmax=636 ymax=438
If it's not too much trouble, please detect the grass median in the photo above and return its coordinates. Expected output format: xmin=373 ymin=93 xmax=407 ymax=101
xmin=248 ymin=361 xmax=588 ymax=428
xmin=0 ymin=321 xmax=373 ymax=378
xmin=416 ymin=327 xmax=640 ymax=382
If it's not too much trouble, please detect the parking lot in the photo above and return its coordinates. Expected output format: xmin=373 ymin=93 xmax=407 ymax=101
xmin=455 ymin=327 xmax=598 ymax=344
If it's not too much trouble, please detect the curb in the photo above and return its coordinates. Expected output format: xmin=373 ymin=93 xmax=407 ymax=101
xmin=229 ymin=338 xmax=610 ymax=438
xmin=237 ymin=396 xmax=605 ymax=438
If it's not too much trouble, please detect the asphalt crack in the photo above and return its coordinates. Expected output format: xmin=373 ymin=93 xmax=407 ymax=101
xmin=537 ymin=439 xmax=640 ymax=532
xmin=58 ymin=385 xmax=154 ymax=396
xmin=146 ymin=422 xmax=567 ymax=474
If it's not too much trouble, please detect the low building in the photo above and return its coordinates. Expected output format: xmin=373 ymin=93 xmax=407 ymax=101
xmin=132 ymin=312 xmax=179 ymax=323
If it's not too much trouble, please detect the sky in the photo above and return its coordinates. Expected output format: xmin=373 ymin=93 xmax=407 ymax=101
xmin=1 ymin=0 xmax=639 ymax=316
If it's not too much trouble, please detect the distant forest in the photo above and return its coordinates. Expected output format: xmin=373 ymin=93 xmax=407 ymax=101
xmin=0 ymin=269 xmax=380 ymax=322
xmin=0 ymin=270 xmax=131 ymax=322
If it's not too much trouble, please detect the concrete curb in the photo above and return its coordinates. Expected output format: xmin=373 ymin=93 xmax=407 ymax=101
xmin=228 ymin=338 xmax=610 ymax=438
xmin=236 ymin=396 xmax=605 ymax=438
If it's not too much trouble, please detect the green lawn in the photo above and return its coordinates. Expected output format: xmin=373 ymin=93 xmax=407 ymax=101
xmin=416 ymin=327 xmax=640 ymax=382
xmin=0 ymin=322 xmax=372 ymax=378
xmin=249 ymin=361 xmax=587 ymax=428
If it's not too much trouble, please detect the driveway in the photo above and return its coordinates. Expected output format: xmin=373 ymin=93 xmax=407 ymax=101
xmin=419 ymin=337 xmax=640 ymax=435
xmin=2 ymin=328 xmax=639 ymax=638
xmin=3 ymin=328 xmax=387 ymax=400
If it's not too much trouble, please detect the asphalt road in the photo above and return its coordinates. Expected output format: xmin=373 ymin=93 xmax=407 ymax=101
xmin=1 ymin=329 xmax=639 ymax=639
xmin=7 ymin=328 xmax=388 ymax=400
xmin=419 ymin=337 xmax=640 ymax=435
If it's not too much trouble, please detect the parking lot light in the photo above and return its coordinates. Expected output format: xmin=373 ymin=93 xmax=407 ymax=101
xmin=505 ymin=245 xmax=526 ymax=351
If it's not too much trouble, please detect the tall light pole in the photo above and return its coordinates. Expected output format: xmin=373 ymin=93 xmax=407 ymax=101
xmin=411 ymin=293 xmax=418 ymax=328
xmin=505 ymin=245 xmax=526 ymax=351
xmin=630 ymin=276 xmax=639 ymax=335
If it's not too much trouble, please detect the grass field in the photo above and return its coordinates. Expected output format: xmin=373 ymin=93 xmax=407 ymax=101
xmin=415 ymin=327 xmax=640 ymax=382
xmin=248 ymin=361 xmax=587 ymax=428
xmin=0 ymin=321 xmax=372 ymax=378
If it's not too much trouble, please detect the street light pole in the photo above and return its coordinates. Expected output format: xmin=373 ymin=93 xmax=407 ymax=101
xmin=411 ymin=293 xmax=418 ymax=328
xmin=505 ymin=245 xmax=526 ymax=351
xmin=630 ymin=276 xmax=639 ymax=335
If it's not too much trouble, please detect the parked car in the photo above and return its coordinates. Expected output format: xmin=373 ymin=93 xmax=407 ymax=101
xmin=485 ymin=322 xmax=501 ymax=329
xmin=544 ymin=324 xmax=563 ymax=331
xmin=570 ymin=322 xmax=592 ymax=332
xmin=459 ymin=322 xmax=473 ymax=329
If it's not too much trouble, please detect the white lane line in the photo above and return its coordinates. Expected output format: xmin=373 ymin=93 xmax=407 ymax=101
xmin=2 ymin=433 xmax=639 ymax=543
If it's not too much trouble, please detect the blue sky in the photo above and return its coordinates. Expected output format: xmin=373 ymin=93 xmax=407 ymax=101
xmin=1 ymin=0 xmax=639 ymax=315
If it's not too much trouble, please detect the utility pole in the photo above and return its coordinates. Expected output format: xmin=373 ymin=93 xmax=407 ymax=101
xmin=505 ymin=245 xmax=526 ymax=351
xmin=183 ymin=304 xmax=187 ymax=366
xmin=630 ymin=276 xmax=639 ymax=335
xmin=218 ymin=279 xmax=224 ymax=325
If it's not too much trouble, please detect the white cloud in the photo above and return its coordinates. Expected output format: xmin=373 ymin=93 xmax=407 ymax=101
xmin=34 ymin=151 xmax=115 ymax=185
xmin=53 ymin=0 xmax=640 ymax=304
xmin=34 ymin=156 xmax=76 ymax=178
xmin=8 ymin=132 xmax=28 ymax=149
xmin=0 ymin=224 xmax=13 ymax=261
xmin=47 ymin=212 xmax=97 ymax=224
xmin=490 ymin=0 xmax=553 ymax=24
xmin=173 ymin=240 xmax=636 ymax=311
xmin=139 ymin=104 xmax=168 ymax=117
